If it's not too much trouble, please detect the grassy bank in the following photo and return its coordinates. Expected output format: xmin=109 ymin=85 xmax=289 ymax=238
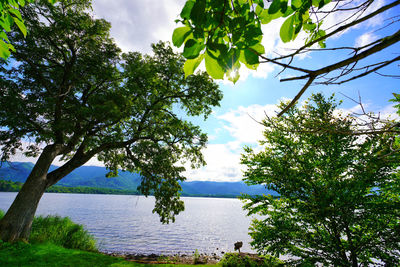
xmin=0 ymin=241 xmax=215 ymax=266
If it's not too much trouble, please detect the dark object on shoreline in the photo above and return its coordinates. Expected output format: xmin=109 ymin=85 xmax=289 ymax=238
xmin=234 ymin=241 xmax=243 ymax=253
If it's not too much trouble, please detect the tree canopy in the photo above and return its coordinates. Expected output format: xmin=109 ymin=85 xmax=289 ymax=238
xmin=0 ymin=0 xmax=222 ymax=241
xmin=241 ymin=93 xmax=400 ymax=265
xmin=173 ymin=0 xmax=400 ymax=114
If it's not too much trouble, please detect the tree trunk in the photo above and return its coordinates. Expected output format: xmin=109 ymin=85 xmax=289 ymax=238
xmin=0 ymin=172 xmax=48 ymax=241
xmin=0 ymin=145 xmax=60 ymax=242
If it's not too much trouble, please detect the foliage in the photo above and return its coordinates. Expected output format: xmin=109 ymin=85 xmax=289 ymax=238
xmin=0 ymin=0 xmax=30 ymax=58
xmin=0 ymin=0 xmax=222 ymax=230
xmin=173 ymin=0 xmax=330 ymax=81
xmin=241 ymin=94 xmax=400 ymax=265
xmin=174 ymin=0 xmax=400 ymax=114
xmin=0 ymin=179 xmax=23 ymax=191
xmin=219 ymin=252 xmax=283 ymax=267
xmin=0 ymin=0 xmax=57 ymax=59
xmin=391 ymin=93 xmax=400 ymax=117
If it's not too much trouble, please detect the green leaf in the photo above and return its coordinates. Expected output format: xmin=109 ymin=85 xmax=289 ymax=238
xmin=312 ymin=0 xmax=319 ymax=6
xmin=180 ymin=0 xmax=195 ymax=19
xmin=256 ymin=0 xmax=264 ymax=8
xmin=282 ymin=6 xmax=294 ymax=17
xmin=183 ymin=39 xmax=205 ymax=59
xmin=18 ymin=0 xmax=25 ymax=7
xmin=249 ymin=43 xmax=265 ymax=55
xmin=8 ymin=0 xmax=19 ymax=8
xmin=239 ymin=50 xmax=258 ymax=70
xmin=172 ymin=26 xmax=191 ymax=48
xmin=238 ymin=0 xmax=248 ymax=5
xmin=303 ymin=21 xmax=316 ymax=31
xmin=0 ymin=14 xmax=12 ymax=32
xmin=8 ymin=42 xmax=15 ymax=52
xmin=205 ymin=50 xmax=224 ymax=79
xmin=48 ymin=0 xmax=58 ymax=4
xmin=13 ymin=17 xmax=27 ymax=37
xmin=318 ymin=0 xmax=331 ymax=9
xmin=183 ymin=54 xmax=204 ymax=78
xmin=8 ymin=7 xmax=23 ymax=20
xmin=280 ymin=1 xmax=288 ymax=14
xmin=291 ymin=0 xmax=302 ymax=9
xmin=268 ymin=0 xmax=281 ymax=14
xmin=280 ymin=15 xmax=295 ymax=43
xmin=317 ymin=30 xmax=326 ymax=48
xmin=0 ymin=39 xmax=11 ymax=59
xmin=227 ymin=68 xmax=240 ymax=83
xmin=243 ymin=48 xmax=259 ymax=65
xmin=0 ymin=31 xmax=10 ymax=42
xmin=259 ymin=9 xmax=272 ymax=24
xmin=255 ymin=5 xmax=263 ymax=16
xmin=190 ymin=0 xmax=206 ymax=25
xmin=222 ymin=48 xmax=240 ymax=70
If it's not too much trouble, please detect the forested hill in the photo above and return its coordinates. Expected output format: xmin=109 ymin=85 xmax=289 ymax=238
xmin=0 ymin=162 xmax=276 ymax=197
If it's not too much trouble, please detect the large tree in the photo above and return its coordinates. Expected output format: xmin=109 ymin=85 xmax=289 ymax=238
xmin=173 ymin=0 xmax=400 ymax=115
xmin=0 ymin=0 xmax=222 ymax=241
xmin=241 ymin=94 xmax=400 ymax=265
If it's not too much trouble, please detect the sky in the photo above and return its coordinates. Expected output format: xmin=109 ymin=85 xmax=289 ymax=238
xmin=11 ymin=0 xmax=400 ymax=182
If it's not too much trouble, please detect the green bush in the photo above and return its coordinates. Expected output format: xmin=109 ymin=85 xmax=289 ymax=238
xmin=0 ymin=210 xmax=97 ymax=252
xmin=220 ymin=253 xmax=284 ymax=267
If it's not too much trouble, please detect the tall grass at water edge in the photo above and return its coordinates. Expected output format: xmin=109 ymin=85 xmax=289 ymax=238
xmin=0 ymin=209 xmax=97 ymax=251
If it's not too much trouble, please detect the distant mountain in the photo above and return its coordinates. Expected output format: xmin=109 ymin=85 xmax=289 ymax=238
xmin=0 ymin=162 xmax=276 ymax=197
xmin=180 ymin=181 xmax=274 ymax=196
xmin=0 ymin=162 xmax=141 ymax=190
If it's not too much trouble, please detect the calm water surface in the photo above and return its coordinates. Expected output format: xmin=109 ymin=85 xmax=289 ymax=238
xmin=0 ymin=192 xmax=255 ymax=255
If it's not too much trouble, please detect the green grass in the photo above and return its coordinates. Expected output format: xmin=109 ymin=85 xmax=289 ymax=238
xmin=30 ymin=215 xmax=97 ymax=251
xmin=0 ymin=210 xmax=97 ymax=251
xmin=0 ymin=241 xmax=214 ymax=266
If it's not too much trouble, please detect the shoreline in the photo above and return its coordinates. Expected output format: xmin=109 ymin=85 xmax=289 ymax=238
xmin=105 ymin=251 xmax=221 ymax=265
xmin=102 ymin=251 xmax=265 ymax=265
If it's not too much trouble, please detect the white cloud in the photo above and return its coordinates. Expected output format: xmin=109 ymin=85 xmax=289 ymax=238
xmin=217 ymin=103 xmax=280 ymax=144
xmin=92 ymin=0 xmax=185 ymax=54
xmin=183 ymin=102 xmax=283 ymax=181
xmin=375 ymin=104 xmax=399 ymax=120
xmin=355 ymin=32 xmax=378 ymax=48
xmin=183 ymin=144 xmax=243 ymax=182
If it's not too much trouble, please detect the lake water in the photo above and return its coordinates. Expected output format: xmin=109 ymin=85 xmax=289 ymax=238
xmin=0 ymin=192 xmax=255 ymax=256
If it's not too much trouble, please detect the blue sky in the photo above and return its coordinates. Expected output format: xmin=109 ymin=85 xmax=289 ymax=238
xmin=12 ymin=0 xmax=400 ymax=182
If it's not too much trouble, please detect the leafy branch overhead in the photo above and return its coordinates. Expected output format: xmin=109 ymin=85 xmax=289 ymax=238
xmin=173 ymin=0 xmax=400 ymax=114
xmin=0 ymin=0 xmax=56 ymax=59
